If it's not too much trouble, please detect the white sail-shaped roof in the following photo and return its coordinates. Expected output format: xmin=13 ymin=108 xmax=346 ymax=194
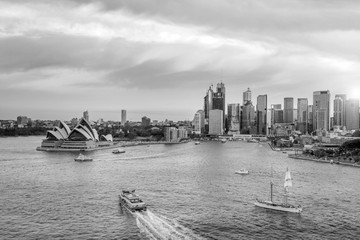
xmin=59 ymin=121 xmax=71 ymax=135
xmin=78 ymin=125 xmax=95 ymax=141
xmin=92 ymin=129 xmax=99 ymax=141
xmin=68 ymin=128 xmax=93 ymax=140
xmin=46 ymin=130 xmax=63 ymax=140
xmin=103 ymin=134 xmax=113 ymax=142
xmin=54 ymin=127 xmax=67 ymax=139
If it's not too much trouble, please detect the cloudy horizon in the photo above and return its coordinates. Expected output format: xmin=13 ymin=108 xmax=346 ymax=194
xmin=1 ymin=0 xmax=360 ymax=121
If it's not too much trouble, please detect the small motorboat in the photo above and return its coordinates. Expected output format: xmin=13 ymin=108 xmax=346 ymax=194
xmin=235 ymin=169 xmax=249 ymax=175
xmin=194 ymin=141 xmax=200 ymax=145
xmin=119 ymin=190 xmax=147 ymax=212
xmin=74 ymin=153 xmax=92 ymax=162
xmin=112 ymin=148 xmax=126 ymax=154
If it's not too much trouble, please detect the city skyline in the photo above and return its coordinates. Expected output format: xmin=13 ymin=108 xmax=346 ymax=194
xmin=1 ymin=0 xmax=360 ymax=121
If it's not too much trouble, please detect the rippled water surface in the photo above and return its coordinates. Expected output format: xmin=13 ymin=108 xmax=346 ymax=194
xmin=1 ymin=136 xmax=360 ymax=239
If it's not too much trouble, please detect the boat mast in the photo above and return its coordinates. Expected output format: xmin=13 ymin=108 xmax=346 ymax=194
xmin=270 ymin=163 xmax=273 ymax=202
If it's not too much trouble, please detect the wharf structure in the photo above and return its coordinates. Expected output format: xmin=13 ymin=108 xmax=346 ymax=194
xmin=37 ymin=118 xmax=116 ymax=152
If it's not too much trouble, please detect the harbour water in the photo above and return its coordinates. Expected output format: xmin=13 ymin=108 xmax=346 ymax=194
xmin=1 ymin=136 xmax=360 ymax=239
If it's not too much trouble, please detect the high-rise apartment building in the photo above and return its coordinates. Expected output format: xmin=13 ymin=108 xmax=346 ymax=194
xmin=345 ymin=98 xmax=360 ymax=130
xmin=257 ymin=95 xmax=267 ymax=135
xmin=141 ymin=116 xmax=151 ymax=127
xmin=83 ymin=110 xmax=89 ymax=121
xmin=313 ymin=90 xmax=330 ymax=131
xmin=17 ymin=116 xmax=28 ymax=125
xmin=121 ymin=110 xmax=127 ymax=125
xmin=284 ymin=98 xmax=294 ymax=123
xmin=334 ymin=94 xmax=346 ymax=126
xmin=297 ymin=98 xmax=308 ymax=134
xmin=227 ymin=104 xmax=240 ymax=133
xmin=209 ymin=109 xmax=223 ymax=135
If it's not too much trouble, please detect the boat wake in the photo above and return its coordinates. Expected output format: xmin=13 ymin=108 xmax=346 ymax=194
xmin=134 ymin=210 xmax=204 ymax=240
xmin=117 ymin=153 xmax=166 ymax=161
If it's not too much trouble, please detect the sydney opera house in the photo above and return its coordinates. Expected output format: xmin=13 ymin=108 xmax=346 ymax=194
xmin=37 ymin=118 xmax=115 ymax=151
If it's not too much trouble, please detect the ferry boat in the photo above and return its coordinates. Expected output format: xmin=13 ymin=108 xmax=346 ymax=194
xmin=119 ymin=190 xmax=147 ymax=212
xmin=74 ymin=153 xmax=92 ymax=162
xmin=112 ymin=148 xmax=126 ymax=154
xmin=254 ymin=168 xmax=302 ymax=214
xmin=235 ymin=169 xmax=249 ymax=175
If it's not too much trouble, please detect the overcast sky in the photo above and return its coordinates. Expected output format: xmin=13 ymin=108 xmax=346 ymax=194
xmin=1 ymin=0 xmax=360 ymax=121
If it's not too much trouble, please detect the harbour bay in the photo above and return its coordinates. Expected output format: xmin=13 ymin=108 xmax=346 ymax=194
xmin=1 ymin=136 xmax=359 ymax=239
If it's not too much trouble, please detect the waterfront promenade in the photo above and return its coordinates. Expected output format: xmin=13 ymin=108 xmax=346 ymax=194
xmin=268 ymin=142 xmax=360 ymax=168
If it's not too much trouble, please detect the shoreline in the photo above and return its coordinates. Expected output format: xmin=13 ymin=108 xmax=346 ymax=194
xmin=36 ymin=140 xmax=189 ymax=152
xmin=268 ymin=143 xmax=360 ymax=169
xmin=288 ymin=154 xmax=360 ymax=168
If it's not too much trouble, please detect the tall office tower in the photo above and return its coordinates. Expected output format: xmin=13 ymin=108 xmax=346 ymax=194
xmin=241 ymin=101 xmax=256 ymax=133
xmin=313 ymin=90 xmax=331 ymax=131
xmin=270 ymin=104 xmax=282 ymax=126
xmin=83 ymin=110 xmax=89 ymax=121
xmin=243 ymin=88 xmax=252 ymax=104
xmin=284 ymin=98 xmax=294 ymax=123
xmin=193 ymin=110 xmax=205 ymax=134
xmin=209 ymin=109 xmax=223 ymax=135
xmin=204 ymin=83 xmax=226 ymax=133
xmin=203 ymin=85 xmax=214 ymax=133
xmin=307 ymin=105 xmax=313 ymax=133
xmin=257 ymin=95 xmax=267 ymax=135
xmin=213 ymin=82 xmax=226 ymax=127
xmin=334 ymin=94 xmax=346 ymax=126
xmin=204 ymin=85 xmax=214 ymax=119
xmin=227 ymin=103 xmax=240 ymax=133
xmin=121 ymin=110 xmax=127 ymax=125
xmin=274 ymin=110 xmax=284 ymax=123
xmin=297 ymin=98 xmax=308 ymax=134
xmin=345 ymin=98 xmax=360 ymax=130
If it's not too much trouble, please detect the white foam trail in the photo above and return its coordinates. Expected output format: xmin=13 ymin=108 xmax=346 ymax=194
xmin=135 ymin=210 xmax=204 ymax=240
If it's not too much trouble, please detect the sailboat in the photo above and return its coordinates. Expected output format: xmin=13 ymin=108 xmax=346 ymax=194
xmin=254 ymin=167 xmax=302 ymax=213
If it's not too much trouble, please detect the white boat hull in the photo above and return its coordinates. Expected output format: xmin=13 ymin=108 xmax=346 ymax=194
xmin=254 ymin=200 xmax=302 ymax=213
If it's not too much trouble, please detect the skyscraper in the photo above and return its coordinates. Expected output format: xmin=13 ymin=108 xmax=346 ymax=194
xmin=270 ymin=104 xmax=282 ymax=126
xmin=193 ymin=110 xmax=205 ymax=134
xmin=83 ymin=110 xmax=89 ymax=121
xmin=121 ymin=110 xmax=127 ymax=125
xmin=243 ymin=88 xmax=251 ymax=104
xmin=209 ymin=109 xmax=223 ymax=135
xmin=297 ymin=98 xmax=308 ymax=134
xmin=345 ymin=98 xmax=360 ymax=130
xmin=334 ymin=94 xmax=346 ymax=126
xmin=213 ymin=82 xmax=226 ymax=126
xmin=227 ymin=103 xmax=240 ymax=133
xmin=204 ymin=85 xmax=214 ymax=120
xmin=313 ymin=90 xmax=330 ymax=131
xmin=257 ymin=95 xmax=267 ymax=135
xmin=241 ymin=101 xmax=256 ymax=134
xmin=308 ymin=105 xmax=313 ymax=132
xmin=203 ymin=83 xmax=225 ymax=133
xmin=284 ymin=98 xmax=294 ymax=123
